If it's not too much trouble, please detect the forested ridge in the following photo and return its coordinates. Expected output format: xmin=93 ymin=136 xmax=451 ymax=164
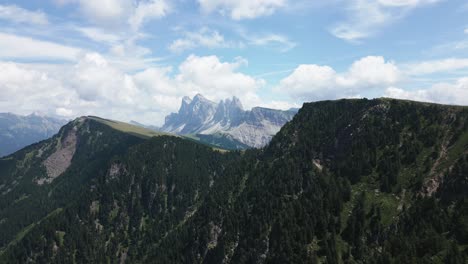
xmin=0 ymin=98 xmax=467 ymax=263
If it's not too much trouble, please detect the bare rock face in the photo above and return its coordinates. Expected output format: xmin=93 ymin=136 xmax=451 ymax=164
xmin=161 ymin=94 xmax=297 ymax=148
xmin=37 ymin=123 xmax=79 ymax=185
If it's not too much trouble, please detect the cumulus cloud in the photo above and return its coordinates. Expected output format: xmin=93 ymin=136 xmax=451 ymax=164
xmin=175 ymin=55 xmax=264 ymax=103
xmin=133 ymin=54 xmax=266 ymax=110
xmin=404 ymin=58 xmax=468 ymax=75
xmin=0 ymin=53 xmax=266 ymax=125
xmin=198 ymin=0 xmax=286 ymax=20
xmin=384 ymin=77 xmax=468 ymax=105
xmin=69 ymin=53 xmax=138 ymax=104
xmin=331 ymin=0 xmax=440 ymax=42
xmin=0 ymin=62 xmax=72 ymax=115
xmin=0 ymin=4 xmax=49 ymax=25
xmin=0 ymin=54 xmax=167 ymax=123
xmin=278 ymin=56 xmax=401 ymax=101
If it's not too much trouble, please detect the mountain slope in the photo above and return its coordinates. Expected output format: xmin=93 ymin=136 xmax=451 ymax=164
xmin=0 ymin=116 xmax=170 ymax=252
xmin=162 ymin=94 xmax=297 ymax=148
xmin=1 ymin=98 xmax=467 ymax=263
xmin=2 ymin=137 xmax=238 ymax=263
xmin=151 ymin=98 xmax=468 ymax=263
xmin=0 ymin=113 xmax=66 ymax=157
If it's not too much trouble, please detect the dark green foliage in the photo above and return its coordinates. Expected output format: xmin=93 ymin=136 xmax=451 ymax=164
xmin=0 ymin=118 xmax=145 ymax=250
xmin=0 ymin=98 xmax=467 ymax=264
xmin=194 ymin=133 xmax=251 ymax=150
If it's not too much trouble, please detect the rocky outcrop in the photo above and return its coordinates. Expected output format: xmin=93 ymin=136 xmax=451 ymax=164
xmin=161 ymin=94 xmax=297 ymax=148
xmin=37 ymin=120 xmax=81 ymax=185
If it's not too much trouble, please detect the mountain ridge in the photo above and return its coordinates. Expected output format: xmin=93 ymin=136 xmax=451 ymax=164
xmin=0 ymin=98 xmax=467 ymax=263
xmin=0 ymin=113 xmax=66 ymax=157
xmin=161 ymin=94 xmax=297 ymax=148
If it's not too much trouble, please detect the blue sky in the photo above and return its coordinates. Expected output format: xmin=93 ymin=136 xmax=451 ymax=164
xmin=0 ymin=0 xmax=467 ymax=125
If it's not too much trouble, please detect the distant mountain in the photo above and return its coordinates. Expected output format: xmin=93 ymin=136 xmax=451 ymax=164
xmin=1 ymin=99 xmax=467 ymax=263
xmin=161 ymin=94 xmax=297 ymax=148
xmin=129 ymin=120 xmax=160 ymax=132
xmin=0 ymin=113 xmax=66 ymax=157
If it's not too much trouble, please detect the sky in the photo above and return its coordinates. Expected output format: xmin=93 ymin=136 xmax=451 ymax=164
xmin=0 ymin=0 xmax=467 ymax=125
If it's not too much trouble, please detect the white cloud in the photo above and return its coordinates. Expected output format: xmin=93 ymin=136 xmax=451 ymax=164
xmin=0 ymin=32 xmax=82 ymax=61
xmin=198 ymin=0 xmax=286 ymax=20
xmin=0 ymin=4 xmax=48 ymax=25
xmin=0 ymin=62 xmax=73 ymax=116
xmin=377 ymin=0 xmax=439 ymax=7
xmin=278 ymin=55 xmax=468 ymax=105
xmin=0 ymin=53 xmax=266 ymax=125
xmin=60 ymin=0 xmax=170 ymax=30
xmin=404 ymin=58 xmax=468 ymax=75
xmin=69 ymin=53 xmax=138 ymax=103
xmin=384 ymin=77 xmax=468 ymax=105
xmin=174 ymin=55 xmax=265 ymax=107
xmin=278 ymin=56 xmax=401 ymax=101
xmin=429 ymin=38 xmax=468 ymax=56
xmin=129 ymin=0 xmax=171 ymax=30
xmin=0 ymin=54 xmax=166 ymax=123
xmin=465 ymin=27 xmax=468 ymax=34
xmin=77 ymin=0 xmax=133 ymax=25
xmin=331 ymin=0 xmax=440 ymax=42
xmin=346 ymin=56 xmax=401 ymax=85
xmin=244 ymin=33 xmax=296 ymax=52
xmin=169 ymin=27 xmax=296 ymax=53
xmin=56 ymin=107 xmax=74 ymax=117
xmin=76 ymin=26 xmax=122 ymax=44
xmin=257 ymin=100 xmax=301 ymax=111
xmin=0 ymin=28 xmax=156 ymax=72
xmin=133 ymin=67 xmax=176 ymax=95
xmin=169 ymin=28 xmax=229 ymax=53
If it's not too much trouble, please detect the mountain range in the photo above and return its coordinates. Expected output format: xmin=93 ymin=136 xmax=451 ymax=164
xmin=0 ymin=98 xmax=467 ymax=263
xmin=161 ymin=94 xmax=297 ymax=148
xmin=0 ymin=113 xmax=66 ymax=157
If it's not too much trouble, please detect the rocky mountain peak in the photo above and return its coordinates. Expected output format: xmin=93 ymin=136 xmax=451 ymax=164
xmin=192 ymin=93 xmax=213 ymax=105
xmin=161 ymin=94 xmax=297 ymax=148
xmin=226 ymin=96 xmax=243 ymax=111
xmin=182 ymin=96 xmax=192 ymax=105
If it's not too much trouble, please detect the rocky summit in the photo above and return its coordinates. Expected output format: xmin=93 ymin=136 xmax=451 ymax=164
xmin=161 ymin=94 xmax=297 ymax=148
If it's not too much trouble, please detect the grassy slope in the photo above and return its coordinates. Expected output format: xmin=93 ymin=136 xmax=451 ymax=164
xmin=90 ymin=116 xmax=231 ymax=152
xmin=88 ymin=116 xmax=173 ymax=139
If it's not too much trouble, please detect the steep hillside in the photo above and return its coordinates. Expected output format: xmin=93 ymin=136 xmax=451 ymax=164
xmin=0 ymin=113 xmax=66 ymax=157
xmin=1 ymin=98 xmax=467 ymax=264
xmin=0 ymin=116 xmax=166 ymax=252
xmin=150 ymin=98 xmax=468 ymax=263
xmin=162 ymin=94 xmax=297 ymax=148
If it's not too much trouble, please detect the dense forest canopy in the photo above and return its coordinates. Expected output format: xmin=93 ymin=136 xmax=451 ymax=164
xmin=0 ymin=98 xmax=467 ymax=263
